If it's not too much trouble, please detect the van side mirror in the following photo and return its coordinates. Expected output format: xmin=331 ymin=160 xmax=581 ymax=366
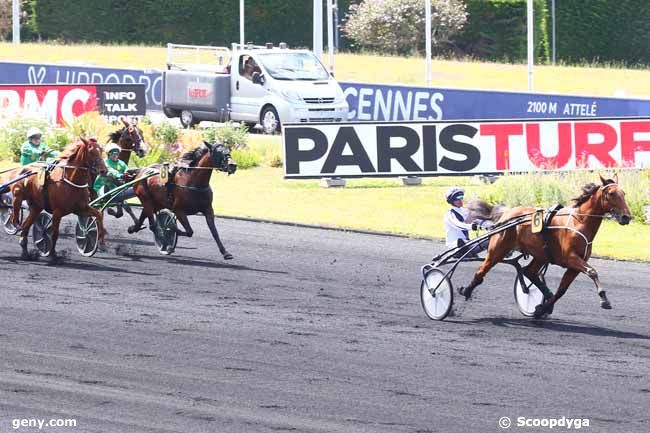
xmin=252 ymin=72 xmax=264 ymax=85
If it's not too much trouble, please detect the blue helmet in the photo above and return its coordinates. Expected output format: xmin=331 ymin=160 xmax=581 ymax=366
xmin=445 ymin=187 xmax=464 ymax=204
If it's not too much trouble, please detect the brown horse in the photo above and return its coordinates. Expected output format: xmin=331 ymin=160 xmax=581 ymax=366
xmin=10 ymin=137 xmax=108 ymax=259
xmin=460 ymin=175 xmax=632 ymax=318
xmin=130 ymin=141 xmax=237 ymax=259
xmin=108 ymin=118 xmax=147 ymax=164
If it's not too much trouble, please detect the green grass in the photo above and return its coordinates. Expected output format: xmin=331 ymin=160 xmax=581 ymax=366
xmin=211 ymin=165 xmax=650 ymax=262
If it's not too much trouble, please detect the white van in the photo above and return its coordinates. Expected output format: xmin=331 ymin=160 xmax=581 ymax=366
xmin=162 ymin=43 xmax=349 ymax=133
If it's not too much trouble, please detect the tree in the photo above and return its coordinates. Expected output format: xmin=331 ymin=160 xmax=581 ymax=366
xmin=343 ymin=0 xmax=467 ymax=55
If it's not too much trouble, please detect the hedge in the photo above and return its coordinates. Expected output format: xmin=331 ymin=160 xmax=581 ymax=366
xmin=552 ymin=0 xmax=650 ymax=65
xmin=455 ymin=0 xmax=549 ymax=63
xmin=29 ymin=0 xmax=360 ymax=49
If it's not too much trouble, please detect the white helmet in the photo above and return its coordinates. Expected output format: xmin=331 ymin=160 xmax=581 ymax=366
xmin=105 ymin=143 xmax=121 ymax=155
xmin=26 ymin=127 xmax=43 ymax=139
xmin=445 ymin=187 xmax=465 ymax=204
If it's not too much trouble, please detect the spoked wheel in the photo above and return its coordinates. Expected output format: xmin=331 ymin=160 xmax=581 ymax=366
xmin=153 ymin=209 xmax=178 ymax=255
xmin=420 ymin=268 xmax=454 ymax=321
xmin=32 ymin=212 xmax=53 ymax=257
xmin=514 ymin=269 xmax=547 ymax=317
xmin=75 ymin=215 xmax=99 ymax=257
xmin=1 ymin=206 xmax=22 ymax=235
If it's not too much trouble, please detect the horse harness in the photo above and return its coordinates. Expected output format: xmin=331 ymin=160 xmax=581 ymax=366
xmin=39 ymin=161 xmax=91 ymax=213
xmin=540 ymin=204 xmax=563 ymax=264
xmin=164 ymin=166 xmax=212 ymax=209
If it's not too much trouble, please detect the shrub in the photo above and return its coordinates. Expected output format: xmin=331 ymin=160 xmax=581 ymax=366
xmin=202 ymin=122 xmax=249 ymax=150
xmin=153 ymin=120 xmax=179 ymax=146
xmin=480 ymin=170 xmax=650 ymax=223
xmin=344 ymin=0 xmax=467 ymax=55
xmin=231 ymin=148 xmax=260 ymax=170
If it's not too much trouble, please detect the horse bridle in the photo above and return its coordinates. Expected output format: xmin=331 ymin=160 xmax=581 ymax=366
xmin=119 ymin=125 xmax=145 ymax=153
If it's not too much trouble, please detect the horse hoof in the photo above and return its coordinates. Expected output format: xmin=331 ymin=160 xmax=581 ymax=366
xmin=223 ymin=252 xmax=233 ymax=260
xmin=458 ymin=286 xmax=473 ymax=301
xmin=533 ymin=303 xmax=548 ymax=319
xmin=600 ymin=300 xmax=612 ymax=309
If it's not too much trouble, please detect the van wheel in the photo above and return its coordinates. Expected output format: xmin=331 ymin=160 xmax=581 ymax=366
xmin=261 ymin=106 xmax=280 ymax=134
xmin=180 ymin=110 xmax=197 ymax=128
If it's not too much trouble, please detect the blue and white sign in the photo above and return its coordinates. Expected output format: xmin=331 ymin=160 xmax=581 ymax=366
xmin=0 ymin=62 xmax=163 ymax=110
xmin=340 ymin=82 xmax=650 ymax=121
xmin=3 ymin=61 xmax=650 ymax=121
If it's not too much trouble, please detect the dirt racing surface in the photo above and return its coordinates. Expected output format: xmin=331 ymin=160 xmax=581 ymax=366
xmin=0 ymin=216 xmax=648 ymax=433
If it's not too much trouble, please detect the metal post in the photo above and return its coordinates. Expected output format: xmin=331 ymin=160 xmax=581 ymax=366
xmin=425 ymin=0 xmax=431 ymax=86
xmin=334 ymin=0 xmax=339 ymax=51
xmin=551 ymin=0 xmax=556 ymax=65
xmin=239 ymin=0 xmax=244 ymax=47
xmin=313 ymin=0 xmax=323 ymax=59
xmin=12 ymin=0 xmax=20 ymax=44
xmin=527 ymin=0 xmax=534 ymax=91
xmin=327 ymin=0 xmax=334 ymax=74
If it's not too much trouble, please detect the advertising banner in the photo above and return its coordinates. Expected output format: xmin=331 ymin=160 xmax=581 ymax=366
xmin=0 ymin=62 xmax=162 ymax=110
xmin=0 ymin=84 xmax=146 ymax=125
xmin=283 ymin=118 xmax=650 ymax=178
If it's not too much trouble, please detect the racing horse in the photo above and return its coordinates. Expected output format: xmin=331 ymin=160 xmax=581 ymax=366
xmin=129 ymin=141 xmax=237 ymax=259
xmin=10 ymin=137 xmax=108 ymax=259
xmin=459 ymin=175 xmax=631 ymax=318
xmin=100 ymin=118 xmax=148 ymax=223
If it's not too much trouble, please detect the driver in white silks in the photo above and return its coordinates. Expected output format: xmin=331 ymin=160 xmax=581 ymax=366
xmin=443 ymin=187 xmax=494 ymax=258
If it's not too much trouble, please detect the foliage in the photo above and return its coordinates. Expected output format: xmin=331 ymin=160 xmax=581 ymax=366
xmin=343 ymin=0 xmax=467 ymax=55
xmin=231 ymin=148 xmax=261 ymax=170
xmin=152 ymin=120 xmax=179 ymax=146
xmin=0 ymin=117 xmax=50 ymax=162
xmin=25 ymin=0 xmax=359 ymax=48
xmin=480 ymin=170 xmax=650 ymax=222
xmin=202 ymin=122 xmax=248 ymax=150
xmin=454 ymin=0 xmax=549 ymax=63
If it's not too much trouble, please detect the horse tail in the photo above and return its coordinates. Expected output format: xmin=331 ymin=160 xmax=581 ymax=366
xmin=466 ymin=199 xmax=509 ymax=223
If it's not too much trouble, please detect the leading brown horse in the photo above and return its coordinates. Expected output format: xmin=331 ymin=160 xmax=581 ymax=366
xmin=10 ymin=137 xmax=108 ymax=259
xmin=129 ymin=141 xmax=237 ymax=259
xmin=460 ymin=175 xmax=632 ymax=318
xmin=109 ymin=118 xmax=147 ymax=164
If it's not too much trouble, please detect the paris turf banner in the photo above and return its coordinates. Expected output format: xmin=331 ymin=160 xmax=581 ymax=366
xmin=283 ymin=118 xmax=650 ymax=178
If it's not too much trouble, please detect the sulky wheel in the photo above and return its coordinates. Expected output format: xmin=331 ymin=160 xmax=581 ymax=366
xmin=75 ymin=215 xmax=99 ymax=257
xmin=420 ymin=268 xmax=454 ymax=321
xmin=32 ymin=212 xmax=53 ymax=257
xmin=153 ymin=209 xmax=178 ymax=255
xmin=1 ymin=206 xmax=22 ymax=235
xmin=513 ymin=270 xmax=546 ymax=317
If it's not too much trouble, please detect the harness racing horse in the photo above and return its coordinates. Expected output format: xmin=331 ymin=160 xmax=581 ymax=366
xmin=10 ymin=137 xmax=108 ymax=259
xmin=129 ymin=141 xmax=237 ymax=259
xmin=101 ymin=118 xmax=148 ymax=223
xmin=460 ymin=175 xmax=631 ymax=318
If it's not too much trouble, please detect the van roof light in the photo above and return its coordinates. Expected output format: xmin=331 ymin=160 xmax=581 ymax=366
xmin=265 ymin=42 xmax=273 ymax=49
xmin=279 ymin=42 xmax=287 ymax=49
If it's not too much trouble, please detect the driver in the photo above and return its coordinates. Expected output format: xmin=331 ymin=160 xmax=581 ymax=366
xmin=93 ymin=143 xmax=133 ymax=218
xmin=20 ymin=127 xmax=59 ymax=165
xmin=443 ymin=187 xmax=493 ymax=258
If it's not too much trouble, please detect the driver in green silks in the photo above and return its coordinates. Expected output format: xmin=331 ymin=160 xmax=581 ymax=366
xmin=20 ymin=127 xmax=59 ymax=165
xmin=93 ymin=143 xmax=136 ymax=219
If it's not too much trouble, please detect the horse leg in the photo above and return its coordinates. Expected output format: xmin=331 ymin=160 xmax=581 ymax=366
xmin=458 ymin=234 xmax=514 ymax=300
xmin=583 ymin=264 xmax=610 ymax=309
xmin=534 ymin=269 xmax=579 ymax=318
xmin=522 ymin=259 xmax=553 ymax=301
xmin=18 ymin=206 xmax=41 ymax=258
xmin=203 ymin=208 xmax=232 ymax=260
xmin=123 ymin=203 xmax=138 ymax=225
xmin=48 ymin=210 xmax=63 ymax=259
xmin=128 ymin=205 xmax=152 ymax=234
xmin=174 ymin=210 xmax=194 ymax=237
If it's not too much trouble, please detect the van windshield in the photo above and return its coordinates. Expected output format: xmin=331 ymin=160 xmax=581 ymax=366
xmin=257 ymin=52 xmax=329 ymax=81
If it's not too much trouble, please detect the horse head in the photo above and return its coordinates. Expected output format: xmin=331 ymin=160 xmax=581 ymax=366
xmin=204 ymin=141 xmax=237 ymax=175
xmin=597 ymin=174 xmax=631 ymax=225
xmin=118 ymin=117 xmax=147 ymax=158
xmin=78 ymin=137 xmax=108 ymax=177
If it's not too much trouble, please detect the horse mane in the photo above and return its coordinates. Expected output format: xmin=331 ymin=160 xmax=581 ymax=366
xmin=466 ymin=199 xmax=508 ymax=223
xmin=180 ymin=144 xmax=209 ymax=167
xmin=59 ymin=139 xmax=84 ymax=161
xmin=571 ymin=179 xmax=616 ymax=206
xmin=109 ymin=130 xmax=122 ymax=143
